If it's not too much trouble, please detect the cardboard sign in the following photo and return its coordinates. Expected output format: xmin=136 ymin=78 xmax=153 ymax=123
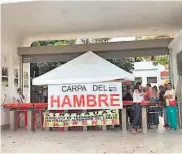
xmin=48 ymin=82 xmax=122 ymax=110
xmin=43 ymin=109 xmax=120 ymax=127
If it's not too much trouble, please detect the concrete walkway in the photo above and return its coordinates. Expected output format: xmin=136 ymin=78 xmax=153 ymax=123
xmin=1 ymin=126 xmax=182 ymax=153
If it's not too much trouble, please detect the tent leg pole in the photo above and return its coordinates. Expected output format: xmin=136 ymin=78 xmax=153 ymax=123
xmin=64 ymin=110 xmax=68 ymax=131
xmin=83 ymin=110 xmax=88 ymax=131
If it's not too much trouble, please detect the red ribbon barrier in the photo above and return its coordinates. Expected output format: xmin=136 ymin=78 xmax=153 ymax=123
xmin=3 ymin=101 xmax=149 ymax=109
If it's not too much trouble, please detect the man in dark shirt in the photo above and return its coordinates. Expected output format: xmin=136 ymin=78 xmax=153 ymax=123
xmin=159 ymin=85 xmax=165 ymax=105
xmin=159 ymin=85 xmax=169 ymax=127
xmin=123 ymin=85 xmax=134 ymax=125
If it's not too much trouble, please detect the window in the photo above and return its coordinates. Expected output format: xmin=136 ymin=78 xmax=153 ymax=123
xmin=147 ymin=77 xmax=157 ymax=84
xmin=135 ymin=77 xmax=142 ymax=84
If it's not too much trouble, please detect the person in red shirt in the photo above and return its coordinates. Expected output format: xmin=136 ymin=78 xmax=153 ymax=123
xmin=144 ymin=84 xmax=152 ymax=100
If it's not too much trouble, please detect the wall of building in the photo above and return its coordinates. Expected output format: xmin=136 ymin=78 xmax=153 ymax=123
xmin=168 ymin=30 xmax=182 ymax=126
xmin=169 ymin=30 xmax=182 ymax=89
xmin=1 ymin=42 xmax=20 ymax=125
xmin=1 ymin=5 xmax=31 ymax=126
xmin=133 ymin=61 xmax=166 ymax=87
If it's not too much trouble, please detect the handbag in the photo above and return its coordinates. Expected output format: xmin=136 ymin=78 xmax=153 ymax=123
xmin=169 ymin=100 xmax=177 ymax=106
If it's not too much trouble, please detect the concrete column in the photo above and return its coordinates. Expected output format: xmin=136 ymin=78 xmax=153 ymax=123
xmin=177 ymin=102 xmax=181 ymax=128
xmin=180 ymin=76 xmax=182 ymax=128
xmin=19 ymin=55 xmax=23 ymax=90
xmin=122 ymin=108 xmax=127 ymax=131
xmin=119 ymin=109 xmax=122 ymax=130
xmin=27 ymin=109 xmax=33 ymax=131
xmin=10 ymin=109 xmax=16 ymax=131
xmin=178 ymin=75 xmax=182 ymax=128
xmin=142 ymin=107 xmax=148 ymax=133
xmin=169 ymin=49 xmax=174 ymax=85
xmin=83 ymin=110 xmax=88 ymax=131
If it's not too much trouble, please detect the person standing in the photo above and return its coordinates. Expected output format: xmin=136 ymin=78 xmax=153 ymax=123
xmin=132 ymin=82 xmax=143 ymax=134
xmin=164 ymin=83 xmax=177 ymax=130
xmin=123 ymin=85 xmax=134 ymax=125
xmin=42 ymin=86 xmax=48 ymax=102
xmin=15 ymin=88 xmax=25 ymax=104
xmin=148 ymin=86 xmax=159 ymax=128
xmin=164 ymin=84 xmax=168 ymax=91
xmin=146 ymin=84 xmax=152 ymax=99
xmin=159 ymin=85 xmax=169 ymax=127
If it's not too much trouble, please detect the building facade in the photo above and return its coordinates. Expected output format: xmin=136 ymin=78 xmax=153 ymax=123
xmin=134 ymin=61 xmax=168 ymax=87
xmin=1 ymin=1 xmax=182 ymax=128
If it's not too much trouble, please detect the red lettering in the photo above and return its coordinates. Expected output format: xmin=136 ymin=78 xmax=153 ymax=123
xmin=112 ymin=119 xmax=118 ymax=125
xmin=51 ymin=95 xmax=60 ymax=108
xmin=44 ymin=122 xmax=49 ymax=127
xmin=102 ymin=120 xmax=107 ymax=125
xmin=110 ymin=94 xmax=120 ymax=107
xmin=87 ymin=95 xmax=96 ymax=107
xmin=61 ymin=95 xmax=72 ymax=108
xmin=98 ymin=94 xmax=109 ymax=107
xmin=73 ymin=95 xmax=85 ymax=107
xmin=82 ymin=120 xmax=87 ymax=126
xmin=92 ymin=120 xmax=97 ymax=125
xmin=72 ymin=121 xmax=78 ymax=126
xmin=54 ymin=122 xmax=59 ymax=127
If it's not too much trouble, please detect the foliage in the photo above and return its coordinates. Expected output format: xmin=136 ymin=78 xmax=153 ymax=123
xmin=31 ymin=40 xmax=76 ymax=47
xmin=136 ymin=35 xmax=170 ymax=40
xmin=152 ymin=55 xmax=169 ymax=66
xmin=79 ymin=38 xmax=110 ymax=44
xmin=107 ymin=58 xmax=134 ymax=73
xmin=30 ymin=40 xmax=75 ymax=78
xmin=134 ymin=55 xmax=169 ymax=66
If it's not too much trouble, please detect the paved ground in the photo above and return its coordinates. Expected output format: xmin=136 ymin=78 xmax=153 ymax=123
xmin=1 ymin=120 xmax=182 ymax=153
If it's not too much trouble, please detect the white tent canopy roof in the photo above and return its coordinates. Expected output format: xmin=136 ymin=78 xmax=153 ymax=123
xmin=33 ymin=51 xmax=134 ymax=85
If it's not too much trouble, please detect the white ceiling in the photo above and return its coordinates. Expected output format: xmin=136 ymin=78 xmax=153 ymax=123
xmin=2 ymin=1 xmax=182 ymax=43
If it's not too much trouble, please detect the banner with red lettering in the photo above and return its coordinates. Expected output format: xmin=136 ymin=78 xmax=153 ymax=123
xmin=43 ymin=109 xmax=120 ymax=127
xmin=48 ymin=82 xmax=122 ymax=110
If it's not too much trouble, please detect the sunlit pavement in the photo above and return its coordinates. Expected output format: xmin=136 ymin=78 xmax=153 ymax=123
xmin=1 ymin=121 xmax=182 ymax=153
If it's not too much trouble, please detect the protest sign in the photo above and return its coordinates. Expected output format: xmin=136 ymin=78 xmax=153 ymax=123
xmin=43 ymin=109 xmax=120 ymax=127
xmin=48 ymin=82 xmax=122 ymax=110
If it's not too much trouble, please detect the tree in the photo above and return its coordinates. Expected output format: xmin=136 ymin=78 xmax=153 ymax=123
xmin=30 ymin=40 xmax=75 ymax=78
xmin=152 ymin=55 xmax=169 ymax=66
xmin=107 ymin=58 xmax=134 ymax=73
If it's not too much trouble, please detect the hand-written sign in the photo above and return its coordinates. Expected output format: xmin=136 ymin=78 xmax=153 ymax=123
xmin=43 ymin=109 xmax=120 ymax=127
xmin=48 ymin=82 xmax=122 ymax=110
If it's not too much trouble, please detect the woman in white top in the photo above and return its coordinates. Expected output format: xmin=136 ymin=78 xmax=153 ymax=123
xmin=164 ymin=83 xmax=177 ymax=130
xmin=132 ymin=82 xmax=144 ymax=134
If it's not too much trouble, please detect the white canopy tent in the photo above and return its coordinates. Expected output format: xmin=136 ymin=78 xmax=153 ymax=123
xmin=33 ymin=51 xmax=134 ymax=85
